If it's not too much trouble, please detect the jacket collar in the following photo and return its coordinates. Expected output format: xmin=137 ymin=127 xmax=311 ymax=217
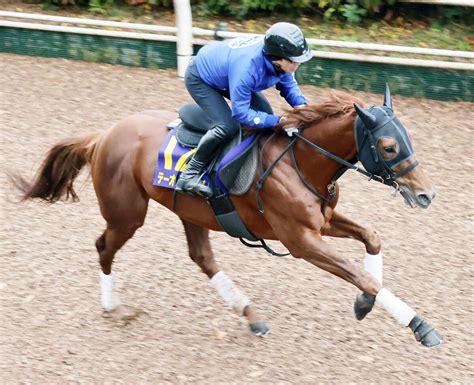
xmin=262 ymin=53 xmax=278 ymax=76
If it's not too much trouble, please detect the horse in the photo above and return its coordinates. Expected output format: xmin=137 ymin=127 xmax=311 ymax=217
xmin=11 ymin=84 xmax=443 ymax=347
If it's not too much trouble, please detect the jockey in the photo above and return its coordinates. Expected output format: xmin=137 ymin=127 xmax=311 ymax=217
xmin=175 ymin=22 xmax=312 ymax=197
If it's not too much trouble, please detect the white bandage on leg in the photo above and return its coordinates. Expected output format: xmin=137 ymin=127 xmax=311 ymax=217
xmin=376 ymin=288 xmax=416 ymax=326
xmin=100 ymin=271 xmax=120 ymax=311
xmin=364 ymin=251 xmax=383 ymax=284
xmin=210 ymin=271 xmax=251 ymax=316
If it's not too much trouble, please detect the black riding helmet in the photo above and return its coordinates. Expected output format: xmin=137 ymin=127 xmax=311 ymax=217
xmin=264 ymin=22 xmax=312 ymax=63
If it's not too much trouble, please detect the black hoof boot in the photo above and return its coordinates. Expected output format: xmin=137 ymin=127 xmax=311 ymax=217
xmin=354 ymin=292 xmax=376 ymax=321
xmin=249 ymin=321 xmax=269 ymax=337
xmin=409 ymin=315 xmax=443 ymax=348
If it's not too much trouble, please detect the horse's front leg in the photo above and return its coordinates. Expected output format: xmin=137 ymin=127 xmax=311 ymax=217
xmin=281 ymin=230 xmax=443 ymax=347
xmin=321 ymin=210 xmax=383 ymax=320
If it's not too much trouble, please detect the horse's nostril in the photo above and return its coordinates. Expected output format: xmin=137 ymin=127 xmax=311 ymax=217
xmin=417 ymin=194 xmax=431 ymax=206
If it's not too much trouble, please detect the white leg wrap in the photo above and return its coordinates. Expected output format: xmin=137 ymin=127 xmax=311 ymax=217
xmin=100 ymin=271 xmax=120 ymax=311
xmin=364 ymin=251 xmax=383 ymax=284
xmin=210 ymin=271 xmax=251 ymax=316
xmin=376 ymin=288 xmax=416 ymax=326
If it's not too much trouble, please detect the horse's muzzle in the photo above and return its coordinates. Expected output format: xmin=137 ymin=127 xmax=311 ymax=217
xmin=399 ymin=185 xmax=436 ymax=209
xmin=416 ymin=189 xmax=436 ymax=209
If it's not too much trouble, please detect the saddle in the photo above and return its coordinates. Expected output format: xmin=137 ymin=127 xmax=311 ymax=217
xmin=153 ymin=104 xmax=261 ymax=242
xmin=164 ymin=104 xmax=259 ymax=196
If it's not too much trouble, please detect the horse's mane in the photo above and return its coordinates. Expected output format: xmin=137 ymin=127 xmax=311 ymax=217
xmin=277 ymin=91 xmax=364 ymax=131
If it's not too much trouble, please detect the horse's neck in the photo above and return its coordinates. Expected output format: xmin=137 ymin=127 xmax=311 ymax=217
xmin=314 ymin=115 xmax=356 ymax=157
xmin=296 ymin=115 xmax=357 ymax=187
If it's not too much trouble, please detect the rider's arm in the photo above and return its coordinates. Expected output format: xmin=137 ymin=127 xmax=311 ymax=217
xmin=229 ymin=66 xmax=280 ymax=129
xmin=276 ymin=72 xmax=307 ymax=107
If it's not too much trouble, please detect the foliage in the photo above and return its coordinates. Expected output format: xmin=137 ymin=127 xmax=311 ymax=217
xmin=42 ymin=0 xmax=88 ymax=8
xmin=37 ymin=0 xmax=474 ymax=28
xmin=195 ymin=0 xmax=380 ymax=23
xmin=39 ymin=0 xmax=394 ymax=22
xmin=89 ymin=0 xmax=115 ymax=14
xmin=341 ymin=4 xmax=367 ymax=24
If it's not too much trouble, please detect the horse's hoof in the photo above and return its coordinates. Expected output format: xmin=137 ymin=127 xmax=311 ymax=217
xmin=409 ymin=315 xmax=443 ymax=348
xmin=249 ymin=321 xmax=269 ymax=337
xmin=354 ymin=292 xmax=376 ymax=321
xmin=419 ymin=328 xmax=443 ymax=348
xmin=102 ymin=305 xmax=142 ymax=324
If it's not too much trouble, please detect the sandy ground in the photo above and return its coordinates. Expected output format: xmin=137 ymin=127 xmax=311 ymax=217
xmin=1 ymin=54 xmax=473 ymax=384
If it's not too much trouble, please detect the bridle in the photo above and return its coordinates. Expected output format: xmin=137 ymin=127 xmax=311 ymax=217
xmin=354 ymin=104 xmax=419 ymax=189
xmin=255 ymin=104 xmax=420 ymax=215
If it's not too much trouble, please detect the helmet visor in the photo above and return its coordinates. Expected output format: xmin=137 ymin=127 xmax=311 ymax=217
xmin=288 ymin=47 xmax=313 ymax=63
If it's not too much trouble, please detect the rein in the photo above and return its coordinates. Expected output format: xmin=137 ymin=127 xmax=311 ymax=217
xmin=293 ymin=132 xmax=395 ymax=186
xmin=255 ymin=130 xmax=400 ymax=215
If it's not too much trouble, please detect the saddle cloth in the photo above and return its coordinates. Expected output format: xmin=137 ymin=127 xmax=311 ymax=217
xmin=152 ymin=104 xmax=259 ymax=196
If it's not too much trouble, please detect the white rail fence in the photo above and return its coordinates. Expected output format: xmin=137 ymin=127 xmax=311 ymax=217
xmin=1 ymin=11 xmax=473 ymax=72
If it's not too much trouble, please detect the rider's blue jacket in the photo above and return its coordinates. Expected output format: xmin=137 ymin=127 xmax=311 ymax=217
xmin=195 ymin=36 xmax=307 ymax=129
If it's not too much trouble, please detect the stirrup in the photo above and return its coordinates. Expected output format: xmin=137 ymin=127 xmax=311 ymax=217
xmin=190 ymin=183 xmax=213 ymax=197
xmin=176 ymin=176 xmax=212 ymax=197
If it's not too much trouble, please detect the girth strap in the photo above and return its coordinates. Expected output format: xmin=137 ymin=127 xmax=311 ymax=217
xmin=208 ymin=194 xmax=258 ymax=241
xmin=207 ymin=193 xmax=290 ymax=257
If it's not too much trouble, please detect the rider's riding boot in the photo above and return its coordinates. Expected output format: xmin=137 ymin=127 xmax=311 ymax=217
xmin=176 ymin=125 xmax=229 ymax=197
xmin=176 ymin=156 xmax=212 ymax=197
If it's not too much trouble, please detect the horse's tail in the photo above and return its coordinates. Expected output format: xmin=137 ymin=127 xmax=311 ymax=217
xmin=11 ymin=132 xmax=102 ymax=203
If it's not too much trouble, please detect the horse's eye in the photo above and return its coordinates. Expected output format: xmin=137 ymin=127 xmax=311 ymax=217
xmin=384 ymin=146 xmax=395 ymax=153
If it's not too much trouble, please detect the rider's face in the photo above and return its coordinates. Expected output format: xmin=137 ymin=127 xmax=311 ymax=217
xmin=274 ymin=59 xmax=300 ymax=73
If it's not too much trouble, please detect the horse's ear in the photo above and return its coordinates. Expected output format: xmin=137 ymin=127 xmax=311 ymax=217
xmin=354 ymin=103 xmax=377 ymax=129
xmin=383 ymin=83 xmax=393 ymax=111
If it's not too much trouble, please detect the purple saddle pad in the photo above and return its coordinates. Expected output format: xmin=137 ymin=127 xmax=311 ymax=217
xmin=152 ymin=129 xmax=202 ymax=189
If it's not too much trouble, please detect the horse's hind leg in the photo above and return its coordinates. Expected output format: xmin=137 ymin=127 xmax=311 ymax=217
xmin=96 ymin=225 xmax=142 ymax=311
xmin=95 ymin=186 xmax=149 ymax=312
xmin=321 ymin=210 xmax=383 ymax=320
xmin=182 ymin=220 xmax=269 ymax=336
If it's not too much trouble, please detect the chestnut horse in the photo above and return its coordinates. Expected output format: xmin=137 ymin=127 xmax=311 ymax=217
xmin=12 ymin=86 xmax=443 ymax=347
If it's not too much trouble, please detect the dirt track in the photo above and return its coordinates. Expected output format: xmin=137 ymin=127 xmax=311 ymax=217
xmin=1 ymin=54 xmax=473 ymax=384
